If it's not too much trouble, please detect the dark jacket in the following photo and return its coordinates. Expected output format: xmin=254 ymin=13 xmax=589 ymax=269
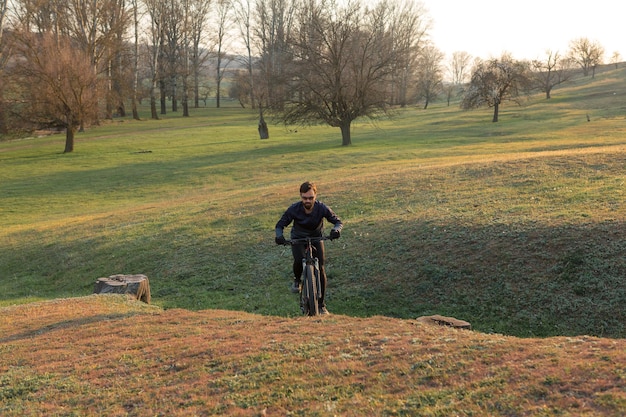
xmin=275 ymin=201 xmax=343 ymax=239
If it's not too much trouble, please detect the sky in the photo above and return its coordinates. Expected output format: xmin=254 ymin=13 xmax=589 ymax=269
xmin=423 ymin=0 xmax=625 ymax=61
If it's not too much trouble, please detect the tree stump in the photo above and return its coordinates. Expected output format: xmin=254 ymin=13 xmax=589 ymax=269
xmin=94 ymin=274 xmax=151 ymax=304
xmin=416 ymin=315 xmax=471 ymax=330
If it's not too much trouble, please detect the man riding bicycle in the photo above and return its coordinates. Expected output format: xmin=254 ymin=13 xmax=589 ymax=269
xmin=275 ymin=181 xmax=343 ymax=315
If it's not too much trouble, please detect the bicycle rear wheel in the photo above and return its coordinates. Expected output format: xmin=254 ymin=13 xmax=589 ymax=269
xmin=302 ymin=263 xmax=319 ymax=316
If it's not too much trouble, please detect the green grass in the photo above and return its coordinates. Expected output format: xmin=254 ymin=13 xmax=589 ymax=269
xmin=1 ymin=65 xmax=625 ymax=337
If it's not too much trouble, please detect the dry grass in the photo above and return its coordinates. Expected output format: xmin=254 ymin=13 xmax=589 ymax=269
xmin=1 ymin=295 xmax=624 ymax=416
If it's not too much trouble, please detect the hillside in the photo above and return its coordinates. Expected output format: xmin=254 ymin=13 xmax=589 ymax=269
xmin=1 ymin=295 xmax=625 ymax=416
xmin=0 ymin=63 xmax=625 ymax=348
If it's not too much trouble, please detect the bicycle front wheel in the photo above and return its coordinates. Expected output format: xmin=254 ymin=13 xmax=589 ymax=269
xmin=302 ymin=263 xmax=319 ymax=316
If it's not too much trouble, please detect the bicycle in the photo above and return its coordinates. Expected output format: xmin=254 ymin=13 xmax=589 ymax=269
xmin=282 ymin=236 xmax=330 ymax=316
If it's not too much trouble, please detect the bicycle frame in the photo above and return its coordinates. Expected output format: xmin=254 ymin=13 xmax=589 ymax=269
xmin=287 ymin=236 xmax=329 ymax=316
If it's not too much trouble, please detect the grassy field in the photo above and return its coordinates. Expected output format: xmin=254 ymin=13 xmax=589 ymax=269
xmin=0 ymin=66 xmax=625 ymax=339
xmin=0 ymin=65 xmax=625 ymax=416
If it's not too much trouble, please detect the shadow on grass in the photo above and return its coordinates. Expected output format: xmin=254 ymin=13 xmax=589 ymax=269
xmin=1 ymin=214 xmax=624 ymax=338
xmin=0 ymin=313 xmax=147 ymax=344
xmin=330 ymin=218 xmax=626 ymax=338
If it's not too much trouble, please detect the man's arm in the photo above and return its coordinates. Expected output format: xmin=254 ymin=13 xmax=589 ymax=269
xmin=325 ymin=205 xmax=343 ymax=233
xmin=275 ymin=205 xmax=295 ymax=238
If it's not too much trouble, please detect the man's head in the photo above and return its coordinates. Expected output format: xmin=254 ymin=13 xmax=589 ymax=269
xmin=300 ymin=181 xmax=317 ymax=211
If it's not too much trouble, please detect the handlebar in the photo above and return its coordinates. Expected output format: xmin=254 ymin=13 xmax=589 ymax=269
xmin=284 ymin=236 xmax=332 ymax=245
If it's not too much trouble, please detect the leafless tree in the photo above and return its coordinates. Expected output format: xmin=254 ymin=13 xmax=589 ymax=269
xmin=254 ymin=0 xmax=297 ymax=111
xmin=449 ymin=51 xmax=471 ymax=85
xmin=62 ymin=0 xmax=129 ymax=123
xmin=180 ymin=0 xmax=191 ymax=117
xmin=10 ymin=32 xmax=101 ymax=152
xmin=461 ymin=54 xmax=531 ymax=122
xmin=232 ymin=0 xmax=255 ymax=108
xmin=253 ymin=0 xmax=299 ymax=138
xmin=130 ymin=0 xmax=141 ymax=119
xmin=143 ymin=0 xmax=165 ymax=119
xmin=531 ymin=50 xmax=573 ymax=99
xmin=11 ymin=0 xmax=68 ymax=34
xmin=160 ymin=0 xmax=184 ymax=113
xmin=442 ymin=51 xmax=471 ymax=106
xmin=568 ymin=37 xmax=604 ymax=77
xmin=188 ymin=0 xmax=212 ymax=108
xmin=211 ymin=0 xmax=234 ymax=108
xmin=415 ymin=43 xmax=443 ymax=109
xmin=99 ymin=0 xmax=132 ymax=119
xmin=387 ymin=0 xmax=430 ymax=107
xmin=279 ymin=0 xmax=423 ymax=145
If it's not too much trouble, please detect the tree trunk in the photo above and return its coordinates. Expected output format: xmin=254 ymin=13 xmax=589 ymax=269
xmin=132 ymin=0 xmax=140 ymax=120
xmin=64 ymin=126 xmax=75 ymax=153
xmin=105 ymin=59 xmax=113 ymax=120
xmin=0 ymin=87 xmax=6 ymax=134
xmin=160 ymin=80 xmax=166 ymax=114
xmin=171 ymin=77 xmax=178 ymax=112
xmin=340 ymin=121 xmax=352 ymax=146
xmin=258 ymin=107 xmax=269 ymax=139
xmin=216 ymin=54 xmax=222 ymax=108
xmin=150 ymin=70 xmax=159 ymax=119
xmin=182 ymin=69 xmax=189 ymax=116
xmin=132 ymin=97 xmax=140 ymax=120
xmin=194 ymin=69 xmax=199 ymax=108
xmin=150 ymin=92 xmax=159 ymax=120
xmin=182 ymin=101 xmax=189 ymax=117
xmin=492 ymin=102 xmax=499 ymax=123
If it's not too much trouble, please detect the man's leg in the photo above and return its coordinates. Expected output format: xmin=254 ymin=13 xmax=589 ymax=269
xmin=291 ymin=244 xmax=306 ymax=293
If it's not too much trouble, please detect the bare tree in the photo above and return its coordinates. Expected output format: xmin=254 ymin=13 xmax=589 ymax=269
xmin=280 ymin=0 xmax=415 ymax=146
xmin=531 ymin=50 xmax=573 ymax=99
xmin=253 ymin=0 xmax=299 ymax=139
xmin=143 ymin=0 xmax=165 ymax=119
xmin=443 ymin=51 xmax=471 ymax=106
xmin=99 ymin=0 xmax=132 ymax=119
xmin=461 ymin=54 xmax=531 ymax=122
xmin=449 ymin=51 xmax=471 ymax=85
xmin=180 ymin=0 xmax=190 ymax=117
xmin=568 ymin=37 xmax=604 ymax=77
xmin=161 ymin=0 xmax=184 ymax=113
xmin=130 ymin=0 xmax=141 ymax=119
xmin=11 ymin=0 xmax=68 ymax=34
xmin=254 ymin=0 xmax=297 ymax=111
xmin=64 ymin=0 xmax=129 ymax=123
xmin=10 ymin=33 xmax=101 ymax=152
xmin=232 ymin=0 xmax=255 ymax=108
xmin=188 ymin=0 xmax=211 ymax=108
xmin=415 ymin=43 xmax=443 ymax=109
xmin=386 ymin=0 xmax=429 ymax=107
xmin=212 ymin=0 xmax=234 ymax=108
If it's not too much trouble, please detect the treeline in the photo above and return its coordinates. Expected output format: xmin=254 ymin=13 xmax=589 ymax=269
xmin=0 ymin=0 xmax=615 ymax=151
